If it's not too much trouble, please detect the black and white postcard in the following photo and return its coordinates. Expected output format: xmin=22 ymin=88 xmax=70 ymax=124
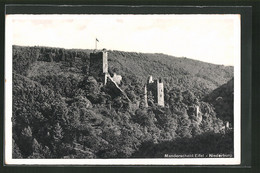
xmin=5 ymin=11 xmax=241 ymax=165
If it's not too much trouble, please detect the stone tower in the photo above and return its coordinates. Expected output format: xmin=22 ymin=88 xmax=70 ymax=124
xmin=89 ymin=49 xmax=108 ymax=85
xmin=144 ymin=85 xmax=148 ymax=107
xmin=145 ymin=75 xmax=164 ymax=107
xmin=195 ymin=105 xmax=200 ymax=117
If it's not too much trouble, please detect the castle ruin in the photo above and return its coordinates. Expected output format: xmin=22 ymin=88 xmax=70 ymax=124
xmin=88 ymin=49 xmax=164 ymax=106
xmin=111 ymin=73 xmax=122 ymax=85
xmin=87 ymin=48 xmax=206 ymax=124
xmin=144 ymin=75 xmax=165 ymax=107
xmin=89 ymin=49 xmax=108 ymax=85
xmin=88 ymin=49 xmax=129 ymax=101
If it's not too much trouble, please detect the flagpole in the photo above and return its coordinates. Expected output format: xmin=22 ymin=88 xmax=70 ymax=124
xmin=95 ymin=39 xmax=97 ymax=50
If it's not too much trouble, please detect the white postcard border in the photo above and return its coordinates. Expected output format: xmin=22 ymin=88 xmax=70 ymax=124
xmin=5 ymin=14 xmax=241 ymax=165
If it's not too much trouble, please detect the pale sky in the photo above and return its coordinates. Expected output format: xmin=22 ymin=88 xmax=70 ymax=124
xmin=7 ymin=14 xmax=240 ymax=66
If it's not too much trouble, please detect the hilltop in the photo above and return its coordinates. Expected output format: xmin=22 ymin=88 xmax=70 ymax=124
xmin=13 ymin=45 xmax=233 ymax=98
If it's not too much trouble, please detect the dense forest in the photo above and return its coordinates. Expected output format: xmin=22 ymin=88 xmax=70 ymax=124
xmin=12 ymin=45 xmax=234 ymax=159
xmin=204 ymin=78 xmax=234 ymax=124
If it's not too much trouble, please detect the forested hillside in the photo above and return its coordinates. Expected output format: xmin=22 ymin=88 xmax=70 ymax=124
xmin=12 ymin=45 xmax=234 ymax=158
xmin=204 ymin=78 xmax=234 ymax=124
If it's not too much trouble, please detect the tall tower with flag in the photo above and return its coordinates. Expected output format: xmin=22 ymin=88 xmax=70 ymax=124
xmin=89 ymin=38 xmax=108 ymax=85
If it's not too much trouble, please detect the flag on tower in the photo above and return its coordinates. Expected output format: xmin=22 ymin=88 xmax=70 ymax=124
xmin=96 ymin=38 xmax=99 ymax=42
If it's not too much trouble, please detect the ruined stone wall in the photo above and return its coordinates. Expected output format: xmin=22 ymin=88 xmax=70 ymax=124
xmin=89 ymin=52 xmax=103 ymax=77
xmin=156 ymin=81 xmax=164 ymax=107
xmin=144 ymin=85 xmax=148 ymax=107
xmin=147 ymin=81 xmax=157 ymax=100
xmin=112 ymin=73 xmax=122 ymax=85
xmin=89 ymin=50 xmax=108 ymax=84
xmin=145 ymin=77 xmax=165 ymax=107
xmin=102 ymin=51 xmax=108 ymax=73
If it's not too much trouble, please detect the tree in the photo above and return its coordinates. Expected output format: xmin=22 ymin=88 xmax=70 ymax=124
xmin=176 ymin=110 xmax=192 ymax=138
xmin=12 ymin=139 xmax=22 ymax=158
xmin=19 ymin=126 xmax=33 ymax=157
xmin=84 ymin=76 xmax=101 ymax=103
xmin=53 ymin=122 xmax=63 ymax=143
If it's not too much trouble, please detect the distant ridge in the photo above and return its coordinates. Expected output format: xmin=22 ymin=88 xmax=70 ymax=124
xmin=203 ymin=78 xmax=234 ymax=124
xmin=13 ymin=45 xmax=233 ymax=98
